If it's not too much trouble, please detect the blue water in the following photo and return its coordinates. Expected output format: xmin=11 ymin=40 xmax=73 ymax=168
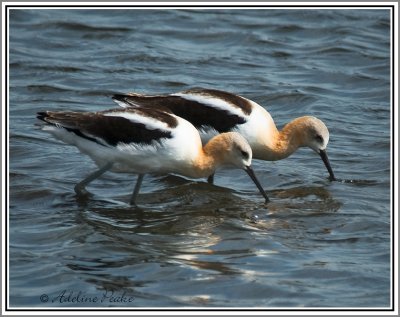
xmin=8 ymin=8 xmax=392 ymax=308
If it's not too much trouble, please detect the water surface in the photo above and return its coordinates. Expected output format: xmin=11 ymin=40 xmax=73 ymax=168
xmin=8 ymin=8 xmax=391 ymax=308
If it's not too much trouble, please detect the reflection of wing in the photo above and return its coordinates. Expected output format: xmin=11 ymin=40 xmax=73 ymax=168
xmin=112 ymin=88 xmax=253 ymax=133
xmin=37 ymin=108 xmax=178 ymax=147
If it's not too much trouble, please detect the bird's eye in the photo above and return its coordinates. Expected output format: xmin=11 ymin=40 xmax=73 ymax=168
xmin=315 ymin=134 xmax=323 ymax=143
xmin=241 ymin=150 xmax=249 ymax=159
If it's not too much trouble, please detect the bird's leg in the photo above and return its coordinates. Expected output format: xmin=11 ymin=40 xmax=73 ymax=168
xmin=74 ymin=162 xmax=113 ymax=196
xmin=130 ymin=174 xmax=144 ymax=205
xmin=207 ymin=173 xmax=215 ymax=184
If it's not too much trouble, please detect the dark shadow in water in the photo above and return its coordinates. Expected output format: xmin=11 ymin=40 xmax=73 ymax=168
xmin=73 ymin=174 xmax=257 ymax=210
xmin=63 ymin=182 xmax=247 ymax=304
xmin=71 ymin=180 xmax=343 ymax=232
xmin=258 ymin=186 xmax=341 ymax=219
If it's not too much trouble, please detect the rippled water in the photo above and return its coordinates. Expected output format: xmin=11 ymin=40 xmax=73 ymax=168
xmin=8 ymin=8 xmax=392 ymax=308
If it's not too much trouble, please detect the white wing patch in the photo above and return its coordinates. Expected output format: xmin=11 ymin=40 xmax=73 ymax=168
xmin=112 ymin=99 xmax=131 ymax=108
xmin=103 ymin=111 xmax=172 ymax=132
xmin=173 ymin=92 xmax=246 ymax=118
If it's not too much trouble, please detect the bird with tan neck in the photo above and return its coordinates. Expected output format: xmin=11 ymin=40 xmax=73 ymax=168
xmin=112 ymin=88 xmax=336 ymax=183
xmin=37 ymin=107 xmax=269 ymax=205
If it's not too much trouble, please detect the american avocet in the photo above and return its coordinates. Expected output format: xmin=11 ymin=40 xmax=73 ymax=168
xmin=112 ymin=88 xmax=336 ymax=183
xmin=37 ymin=107 xmax=269 ymax=205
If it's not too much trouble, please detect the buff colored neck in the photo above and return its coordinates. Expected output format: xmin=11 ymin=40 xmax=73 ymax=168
xmin=191 ymin=133 xmax=230 ymax=178
xmin=259 ymin=117 xmax=310 ymax=161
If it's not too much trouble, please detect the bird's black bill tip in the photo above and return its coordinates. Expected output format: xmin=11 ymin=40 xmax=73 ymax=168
xmin=319 ymin=149 xmax=336 ymax=181
xmin=244 ymin=166 xmax=270 ymax=203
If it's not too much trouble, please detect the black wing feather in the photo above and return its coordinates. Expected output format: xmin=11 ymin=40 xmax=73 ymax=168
xmin=112 ymin=92 xmax=247 ymax=133
xmin=37 ymin=110 xmax=173 ymax=146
